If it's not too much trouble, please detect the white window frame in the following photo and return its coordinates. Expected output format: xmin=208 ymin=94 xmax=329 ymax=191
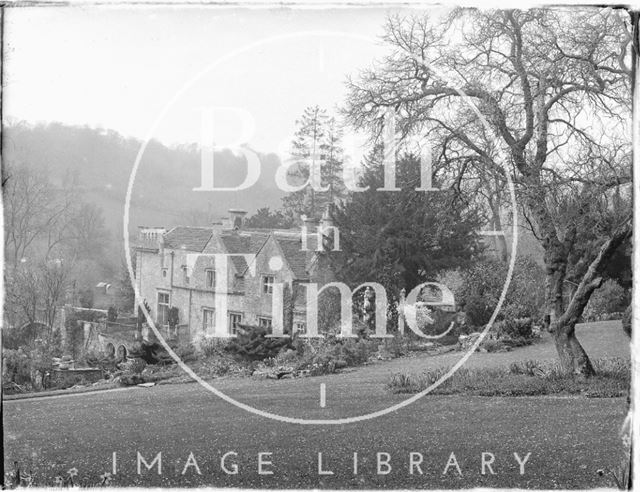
xmin=228 ymin=312 xmax=243 ymax=334
xmin=258 ymin=316 xmax=272 ymax=330
xmin=205 ymin=269 xmax=215 ymax=290
xmin=203 ymin=307 xmax=215 ymax=332
xmin=262 ymin=275 xmax=275 ymax=295
xmin=157 ymin=291 xmax=170 ymax=326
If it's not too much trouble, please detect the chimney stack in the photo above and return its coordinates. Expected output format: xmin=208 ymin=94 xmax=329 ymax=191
xmin=228 ymin=209 xmax=248 ymax=230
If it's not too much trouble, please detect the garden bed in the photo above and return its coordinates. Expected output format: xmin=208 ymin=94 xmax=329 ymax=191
xmin=387 ymin=357 xmax=630 ymax=398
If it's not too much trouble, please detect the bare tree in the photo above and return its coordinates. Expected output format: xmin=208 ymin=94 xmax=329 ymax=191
xmin=40 ymin=259 xmax=73 ymax=330
xmin=3 ymin=164 xmax=75 ymax=266
xmin=343 ymin=8 xmax=633 ymax=375
xmin=3 ymin=163 xmax=109 ymax=333
xmin=5 ymin=258 xmax=72 ymax=335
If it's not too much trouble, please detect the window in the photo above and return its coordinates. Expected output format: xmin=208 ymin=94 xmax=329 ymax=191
xmin=182 ymin=266 xmax=189 ymax=284
xmin=294 ymin=322 xmax=306 ymax=334
xmin=228 ymin=312 xmax=243 ymax=334
xmin=262 ymin=275 xmax=275 ymax=295
xmin=157 ymin=291 xmax=170 ymax=326
xmin=205 ymin=269 xmax=215 ymax=289
xmin=203 ymin=308 xmax=215 ymax=332
xmin=162 ymin=268 xmax=167 ymax=278
xmin=258 ymin=317 xmax=272 ymax=330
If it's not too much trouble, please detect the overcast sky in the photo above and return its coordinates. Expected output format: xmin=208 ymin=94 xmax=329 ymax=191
xmin=4 ymin=6 xmax=422 ymax=161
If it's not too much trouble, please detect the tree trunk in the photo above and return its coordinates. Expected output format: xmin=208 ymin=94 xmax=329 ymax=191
xmin=548 ymin=247 xmax=595 ymax=376
xmin=553 ymin=321 xmax=596 ymax=376
xmin=552 ymin=218 xmax=631 ymax=376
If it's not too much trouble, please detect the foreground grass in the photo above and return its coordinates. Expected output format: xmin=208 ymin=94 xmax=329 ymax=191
xmin=387 ymin=357 xmax=630 ymax=398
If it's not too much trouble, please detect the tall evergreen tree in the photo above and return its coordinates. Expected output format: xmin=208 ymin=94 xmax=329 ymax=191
xmin=282 ymin=106 xmax=346 ymax=221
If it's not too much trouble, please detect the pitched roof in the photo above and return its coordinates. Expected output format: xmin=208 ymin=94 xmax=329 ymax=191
xmin=275 ymin=236 xmax=311 ymax=279
xmin=219 ymin=231 xmax=269 ymax=272
xmin=164 ymin=227 xmax=213 ymax=252
xmin=160 ymin=227 xmax=320 ymax=279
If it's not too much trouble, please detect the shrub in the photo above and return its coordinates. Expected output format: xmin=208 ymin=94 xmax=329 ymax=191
xmin=500 ymin=336 xmax=530 ymax=348
xmin=129 ymin=358 xmax=147 ymax=374
xmin=336 ymin=338 xmax=372 ymax=365
xmin=583 ymin=280 xmax=629 ymax=322
xmin=225 ymin=325 xmax=292 ymax=362
xmin=493 ymin=317 xmax=533 ymax=339
xmin=107 ymin=306 xmax=118 ymax=323
xmin=387 ymin=372 xmax=423 ymax=393
xmin=388 ymin=357 xmax=630 ymax=397
xmin=174 ymin=342 xmax=197 ymax=363
xmin=592 ymin=357 xmax=630 ymax=380
xmin=209 ymin=358 xmax=232 ymax=376
xmin=385 ymin=334 xmax=409 ymax=358
xmin=3 ymin=349 xmax=32 ymax=386
xmin=481 ymin=339 xmax=506 ymax=352
xmin=120 ymin=373 xmax=145 ymax=386
xmin=199 ymin=338 xmax=226 ymax=358
xmin=457 ymin=256 xmax=545 ymax=327
xmin=3 ymin=323 xmax=45 ymax=349
xmin=509 ymin=359 xmax=550 ymax=377
xmin=290 ymin=336 xmax=378 ymax=376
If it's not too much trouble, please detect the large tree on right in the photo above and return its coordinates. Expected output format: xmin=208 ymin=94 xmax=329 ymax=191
xmin=343 ymin=8 xmax=634 ymax=375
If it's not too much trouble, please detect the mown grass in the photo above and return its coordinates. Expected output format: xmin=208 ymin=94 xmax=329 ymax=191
xmin=387 ymin=357 xmax=630 ymax=398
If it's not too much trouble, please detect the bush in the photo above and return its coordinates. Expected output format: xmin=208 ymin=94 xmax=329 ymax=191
xmin=583 ymin=280 xmax=629 ymax=322
xmin=481 ymin=339 xmax=506 ymax=352
xmin=388 ymin=357 xmax=630 ymax=397
xmin=509 ymin=359 xmax=552 ymax=377
xmin=3 ymin=323 xmax=46 ymax=349
xmin=174 ymin=342 xmax=197 ymax=363
xmin=225 ymin=325 xmax=292 ymax=363
xmin=207 ymin=358 xmax=233 ymax=376
xmin=493 ymin=317 xmax=533 ymax=339
xmin=3 ymin=349 xmax=32 ymax=386
xmin=129 ymin=358 xmax=147 ymax=374
xmin=500 ymin=335 xmax=530 ymax=348
xmin=592 ymin=357 xmax=630 ymax=380
xmin=290 ymin=336 xmax=378 ymax=376
xmin=198 ymin=338 xmax=226 ymax=358
xmin=385 ymin=334 xmax=409 ymax=358
xmin=457 ymin=257 xmax=545 ymax=327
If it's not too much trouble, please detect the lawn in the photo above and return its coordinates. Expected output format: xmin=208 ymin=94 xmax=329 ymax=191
xmin=371 ymin=319 xmax=629 ymax=377
xmin=3 ymin=384 xmax=629 ymax=489
xmin=3 ymin=321 xmax=631 ymax=488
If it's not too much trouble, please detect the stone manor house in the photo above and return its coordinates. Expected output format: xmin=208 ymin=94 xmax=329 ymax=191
xmin=135 ymin=210 xmax=334 ymax=342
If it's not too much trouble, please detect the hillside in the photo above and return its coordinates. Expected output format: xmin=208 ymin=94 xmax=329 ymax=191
xmin=3 ymin=122 xmax=287 ymax=242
